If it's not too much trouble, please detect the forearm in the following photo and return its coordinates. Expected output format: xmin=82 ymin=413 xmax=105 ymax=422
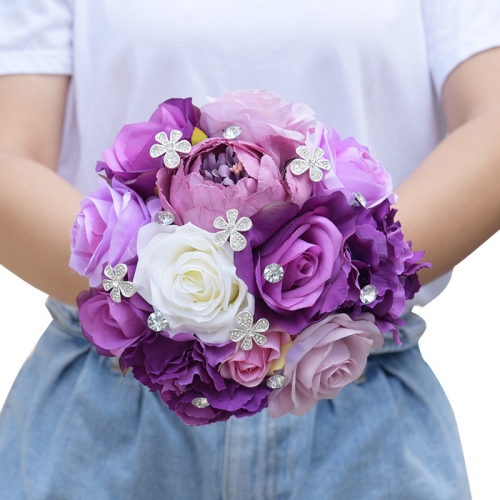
xmin=0 ymin=151 xmax=87 ymax=305
xmin=395 ymin=111 xmax=500 ymax=285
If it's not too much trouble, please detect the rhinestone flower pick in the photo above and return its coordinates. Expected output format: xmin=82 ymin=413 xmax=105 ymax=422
xmin=102 ymin=263 xmax=136 ymax=303
xmin=150 ymin=130 xmax=192 ymax=169
xmin=289 ymin=146 xmax=331 ymax=182
xmin=229 ymin=311 xmax=269 ymax=351
xmin=214 ymin=209 xmax=252 ymax=251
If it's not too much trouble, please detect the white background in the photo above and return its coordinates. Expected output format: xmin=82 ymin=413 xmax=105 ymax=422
xmin=1 ymin=233 xmax=499 ymax=498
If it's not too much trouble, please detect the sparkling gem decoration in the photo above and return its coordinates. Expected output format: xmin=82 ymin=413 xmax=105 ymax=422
xmin=289 ymin=146 xmax=331 ymax=182
xmin=154 ymin=211 xmax=175 ymax=226
xmin=267 ymin=374 xmax=286 ymax=389
xmin=222 ymin=125 xmax=242 ymax=139
xmin=229 ymin=311 xmax=269 ymax=351
xmin=213 ymin=209 xmax=253 ymax=251
xmin=102 ymin=264 xmax=136 ymax=303
xmin=351 ymin=191 xmax=367 ymax=208
xmin=147 ymin=311 xmax=168 ymax=332
xmin=264 ymin=263 xmax=284 ymax=283
xmin=360 ymin=284 xmax=378 ymax=305
xmin=191 ymin=397 xmax=210 ymax=408
xmin=150 ymin=130 xmax=192 ymax=169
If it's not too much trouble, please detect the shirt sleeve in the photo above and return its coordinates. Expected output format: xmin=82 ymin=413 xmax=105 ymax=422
xmin=0 ymin=0 xmax=73 ymax=75
xmin=421 ymin=0 xmax=500 ymax=97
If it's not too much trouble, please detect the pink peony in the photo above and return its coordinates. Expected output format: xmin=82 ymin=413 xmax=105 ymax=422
xmin=219 ymin=331 xmax=291 ymax=387
xmin=268 ymin=313 xmax=383 ymax=417
xmin=156 ymin=137 xmax=287 ymax=231
xmin=199 ymin=90 xmax=315 ymax=168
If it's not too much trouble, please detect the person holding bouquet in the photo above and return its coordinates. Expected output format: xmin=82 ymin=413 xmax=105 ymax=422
xmin=1 ymin=1 xmax=499 ymax=498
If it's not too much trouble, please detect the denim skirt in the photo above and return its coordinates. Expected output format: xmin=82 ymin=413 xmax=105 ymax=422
xmin=0 ymin=298 xmax=471 ymax=500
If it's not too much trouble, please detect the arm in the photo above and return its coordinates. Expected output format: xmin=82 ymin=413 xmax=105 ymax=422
xmin=0 ymin=75 xmax=87 ymax=305
xmin=396 ymin=47 xmax=500 ymax=285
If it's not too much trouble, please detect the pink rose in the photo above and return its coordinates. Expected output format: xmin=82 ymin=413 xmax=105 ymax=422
xmin=268 ymin=313 xmax=383 ymax=417
xmin=156 ymin=137 xmax=287 ymax=231
xmin=219 ymin=331 xmax=291 ymax=387
xmin=200 ymin=90 xmax=315 ymax=167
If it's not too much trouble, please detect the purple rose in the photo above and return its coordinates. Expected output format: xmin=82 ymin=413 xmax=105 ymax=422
xmin=98 ymin=98 xmax=201 ymax=195
xmin=199 ymin=90 xmax=315 ymax=168
xmin=286 ymin=123 xmax=393 ymax=208
xmin=120 ymin=333 xmax=271 ymax=426
xmin=77 ymin=287 xmax=153 ymax=357
xmin=156 ymin=137 xmax=287 ymax=231
xmin=69 ymin=177 xmax=161 ymax=287
xmin=234 ymin=192 xmax=357 ymax=334
xmin=268 ymin=313 xmax=383 ymax=417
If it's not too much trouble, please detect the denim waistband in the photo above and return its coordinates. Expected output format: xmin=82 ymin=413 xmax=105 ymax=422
xmin=45 ymin=298 xmax=426 ymax=355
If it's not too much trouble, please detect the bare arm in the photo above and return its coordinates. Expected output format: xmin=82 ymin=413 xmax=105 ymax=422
xmin=396 ymin=47 xmax=500 ymax=285
xmin=0 ymin=75 xmax=87 ymax=305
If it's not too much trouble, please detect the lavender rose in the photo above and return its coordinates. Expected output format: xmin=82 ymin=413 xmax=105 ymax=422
xmin=286 ymin=123 xmax=393 ymax=208
xmin=268 ymin=313 xmax=383 ymax=417
xmin=156 ymin=137 xmax=287 ymax=231
xmin=235 ymin=192 xmax=357 ymax=334
xmin=200 ymin=90 xmax=315 ymax=168
xmin=120 ymin=333 xmax=271 ymax=426
xmin=69 ymin=177 xmax=161 ymax=287
xmin=77 ymin=287 xmax=153 ymax=357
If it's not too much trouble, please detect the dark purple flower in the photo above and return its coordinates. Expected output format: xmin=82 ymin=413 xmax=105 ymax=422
xmin=77 ymin=287 xmax=153 ymax=357
xmin=339 ymin=200 xmax=429 ymax=343
xmin=234 ymin=192 xmax=357 ymax=334
xmin=121 ymin=333 xmax=271 ymax=426
xmin=98 ymin=98 xmax=201 ymax=195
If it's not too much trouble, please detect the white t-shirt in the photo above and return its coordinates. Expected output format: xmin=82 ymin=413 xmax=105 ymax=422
xmin=1 ymin=0 xmax=500 ymax=307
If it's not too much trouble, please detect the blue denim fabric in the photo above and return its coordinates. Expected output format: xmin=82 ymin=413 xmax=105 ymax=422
xmin=0 ymin=299 xmax=471 ymax=499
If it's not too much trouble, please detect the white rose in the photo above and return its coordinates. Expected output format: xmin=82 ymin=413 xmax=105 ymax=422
xmin=133 ymin=222 xmax=254 ymax=343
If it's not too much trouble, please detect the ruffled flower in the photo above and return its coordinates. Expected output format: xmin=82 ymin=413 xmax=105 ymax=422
xmin=338 ymin=199 xmax=428 ymax=342
xmin=120 ymin=333 xmax=271 ymax=426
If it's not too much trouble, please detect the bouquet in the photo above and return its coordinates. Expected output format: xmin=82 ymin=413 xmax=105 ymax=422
xmin=70 ymin=90 xmax=427 ymax=426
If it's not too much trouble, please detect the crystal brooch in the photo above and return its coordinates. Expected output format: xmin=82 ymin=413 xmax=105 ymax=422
xmin=102 ymin=264 xmax=136 ymax=303
xmin=147 ymin=311 xmax=168 ymax=332
xmin=360 ymin=285 xmax=378 ymax=305
xmin=213 ymin=209 xmax=252 ymax=252
xmin=223 ymin=125 xmax=242 ymax=139
xmin=150 ymin=130 xmax=192 ymax=169
xmin=289 ymin=146 xmax=331 ymax=182
xmin=155 ymin=211 xmax=175 ymax=226
xmin=267 ymin=374 xmax=286 ymax=389
xmin=192 ymin=397 xmax=210 ymax=408
xmin=229 ymin=311 xmax=269 ymax=351
xmin=351 ymin=191 xmax=367 ymax=208
xmin=264 ymin=263 xmax=284 ymax=283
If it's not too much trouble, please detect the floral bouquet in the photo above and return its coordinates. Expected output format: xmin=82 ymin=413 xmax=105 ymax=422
xmin=70 ymin=90 xmax=427 ymax=426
